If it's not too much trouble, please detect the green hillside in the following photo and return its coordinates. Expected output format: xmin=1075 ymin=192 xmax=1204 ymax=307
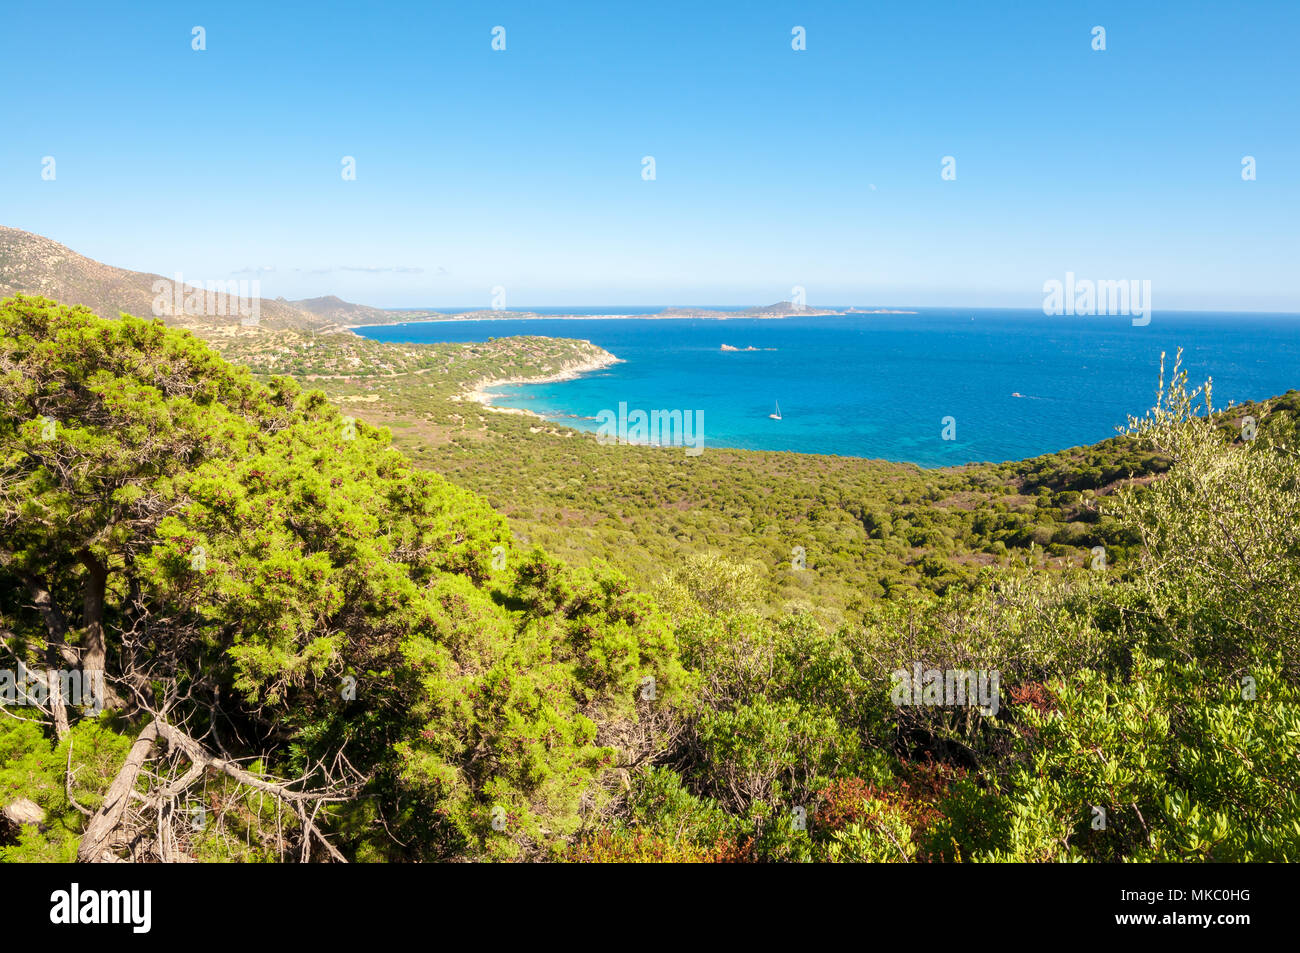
xmin=3 ymin=295 xmax=1298 ymax=862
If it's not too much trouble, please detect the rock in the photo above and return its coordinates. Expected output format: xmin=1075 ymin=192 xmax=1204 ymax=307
xmin=2 ymin=798 xmax=46 ymax=827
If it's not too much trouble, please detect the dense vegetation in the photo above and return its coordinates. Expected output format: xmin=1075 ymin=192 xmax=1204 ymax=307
xmin=2 ymin=295 xmax=1297 ymax=862
xmin=211 ymin=324 xmax=1195 ymax=624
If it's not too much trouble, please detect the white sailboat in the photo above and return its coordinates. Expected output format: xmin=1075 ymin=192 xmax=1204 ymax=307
xmin=769 ymin=400 xmax=782 ymax=420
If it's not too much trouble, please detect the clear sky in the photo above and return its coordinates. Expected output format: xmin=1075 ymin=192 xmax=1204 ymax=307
xmin=3 ymin=0 xmax=1297 ymax=310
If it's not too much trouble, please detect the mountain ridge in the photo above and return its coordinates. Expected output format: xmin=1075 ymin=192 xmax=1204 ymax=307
xmin=0 ymin=227 xmax=351 ymax=331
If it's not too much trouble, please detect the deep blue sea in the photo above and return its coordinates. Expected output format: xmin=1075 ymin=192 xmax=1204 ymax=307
xmin=356 ymin=309 xmax=1300 ymax=466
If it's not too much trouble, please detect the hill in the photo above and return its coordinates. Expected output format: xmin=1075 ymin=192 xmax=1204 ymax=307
xmin=0 ymin=227 xmax=323 ymax=330
xmin=288 ymin=294 xmax=398 ymax=325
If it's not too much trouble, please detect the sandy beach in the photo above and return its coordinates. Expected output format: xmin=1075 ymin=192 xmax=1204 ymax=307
xmin=455 ymin=351 xmax=623 ymax=418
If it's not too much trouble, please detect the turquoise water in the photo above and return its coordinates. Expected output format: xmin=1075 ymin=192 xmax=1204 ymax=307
xmin=356 ymin=309 xmax=1300 ymax=466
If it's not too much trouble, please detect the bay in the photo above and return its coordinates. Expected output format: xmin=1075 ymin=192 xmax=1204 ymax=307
xmin=355 ymin=308 xmax=1300 ymax=466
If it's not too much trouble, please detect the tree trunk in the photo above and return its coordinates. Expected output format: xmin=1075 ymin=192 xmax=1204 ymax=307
xmin=77 ymin=550 xmax=122 ymax=709
xmin=19 ymin=571 xmax=79 ymax=664
xmin=19 ymin=572 xmax=74 ymax=738
xmin=79 ymin=550 xmax=108 ymax=676
xmin=45 ymin=668 xmax=70 ymax=739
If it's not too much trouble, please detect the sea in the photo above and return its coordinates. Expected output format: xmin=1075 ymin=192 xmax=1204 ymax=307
xmin=354 ymin=308 xmax=1300 ymax=467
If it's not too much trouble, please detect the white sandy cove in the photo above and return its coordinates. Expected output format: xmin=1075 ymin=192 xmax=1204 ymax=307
xmin=456 ymin=352 xmax=622 ymax=418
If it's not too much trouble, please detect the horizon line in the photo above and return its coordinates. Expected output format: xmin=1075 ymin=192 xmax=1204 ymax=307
xmin=373 ymin=304 xmax=1300 ymax=317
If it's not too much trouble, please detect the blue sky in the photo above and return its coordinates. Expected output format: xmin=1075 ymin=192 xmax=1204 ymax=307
xmin=3 ymin=0 xmax=1297 ymax=310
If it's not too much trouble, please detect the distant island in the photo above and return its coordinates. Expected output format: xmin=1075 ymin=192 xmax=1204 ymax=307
xmin=0 ymin=227 xmax=918 ymax=335
xmin=358 ymin=302 xmax=919 ymax=328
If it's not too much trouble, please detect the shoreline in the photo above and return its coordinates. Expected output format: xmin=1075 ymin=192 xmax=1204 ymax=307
xmin=345 ymin=308 xmax=917 ymax=331
xmin=455 ymin=351 xmax=623 ymax=419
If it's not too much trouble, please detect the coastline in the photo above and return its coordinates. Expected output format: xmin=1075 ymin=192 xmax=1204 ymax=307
xmin=345 ymin=308 xmax=916 ymax=331
xmin=455 ymin=350 xmax=623 ymax=419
